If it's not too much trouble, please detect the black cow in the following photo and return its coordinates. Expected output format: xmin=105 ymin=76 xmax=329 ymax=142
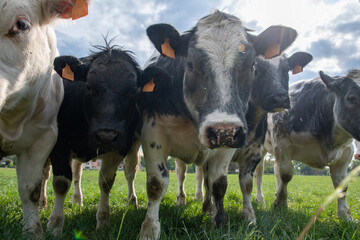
xmin=46 ymin=44 xmax=169 ymax=236
xmin=255 ymin=69 xmax=360 ymax=220
xmin=176 ymin=52 xmax=313 ymax=224
xmin=138 ymin=10 xmax=298 ymax=239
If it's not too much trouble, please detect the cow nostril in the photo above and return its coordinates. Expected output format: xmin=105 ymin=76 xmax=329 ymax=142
xmin=233 ymin=127 xmax=246 ymax=147
xmin=207 ymin=127 xmax=218 ymax=147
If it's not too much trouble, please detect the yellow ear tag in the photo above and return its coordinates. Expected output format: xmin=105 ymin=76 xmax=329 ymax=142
xmin=161 ymin=39 xmax=175 ymax=59
xmin=238 ymin=44 xmax=246 ymax=52
xmin=142 ymin=78 xmax=155 ymax=92
xmin=62 ymin=64 xmax=74 ymax=81
xmin=72 ymin=0 xmax=89 ymax=20
xmin=264 ymin=43 xmax=280 ymax=59
xmin=292 ymin=64 xmax=303 ymax=75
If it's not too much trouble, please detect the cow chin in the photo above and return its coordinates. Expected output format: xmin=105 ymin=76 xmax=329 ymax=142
xmin=198 ymin=111 xmax=247 ymax=149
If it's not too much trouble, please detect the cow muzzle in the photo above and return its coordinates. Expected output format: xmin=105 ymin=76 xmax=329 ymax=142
xmin=206 ymin=125 xmax=246 ymax=149
xmin=94 ymin=129 xmax=120 ymax=151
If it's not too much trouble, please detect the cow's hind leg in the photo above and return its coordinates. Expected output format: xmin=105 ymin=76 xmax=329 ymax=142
xmin=195 ymin=165 xmax=204 ymax=201
xmin=329 ymin=146 xmax=353 ymax=220
xmin=96 ymin=152 xmax=123 ymax=229
xmin=72 ymin=159 xmax=83 ymax=206
xmin=124 ymin=141 xmax=140 ymax=207
xmin=39 ymin=158 xmax=51 ymax=209
xmin=254 ymin=152 xmax=266 ymax=204
xmin=175 ymin=158 xmax=187 ymax=205
xmin=273 ymin=151 xmax=293 ymax=208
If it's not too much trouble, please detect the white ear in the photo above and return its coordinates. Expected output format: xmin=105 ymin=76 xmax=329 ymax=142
xmin=41 ymin=0 xmax=89 ymax=23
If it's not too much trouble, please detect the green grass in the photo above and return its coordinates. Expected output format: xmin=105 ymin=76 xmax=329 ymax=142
xmin=0 ymin=168 xmax=359 ymax=239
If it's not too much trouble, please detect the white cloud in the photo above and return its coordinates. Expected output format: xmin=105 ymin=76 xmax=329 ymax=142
xmin=55 ymin=0 xmax=360 ymax=79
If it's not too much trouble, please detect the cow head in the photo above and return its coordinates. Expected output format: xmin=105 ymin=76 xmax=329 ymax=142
xmin=54 ymin=45 xmax=169 ymax=154
xmin=320 ymin=70 xmax=360 ymax=141
xmin=146 ymin=10 xmax=297 ymax=149
xmin=0 ymin=0 xmax=88 ymax=109
xmin=253 ymin=52 xmax=313 ymax=112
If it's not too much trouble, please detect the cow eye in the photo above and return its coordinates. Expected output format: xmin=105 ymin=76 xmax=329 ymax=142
xmin=16 ymin=19 xmax=31 ymax=31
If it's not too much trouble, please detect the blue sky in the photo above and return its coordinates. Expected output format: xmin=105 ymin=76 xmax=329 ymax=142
xmin=55 ymin=0 xmax=360 ymax=83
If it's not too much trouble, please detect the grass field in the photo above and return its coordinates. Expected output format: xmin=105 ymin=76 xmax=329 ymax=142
xmin=0 ymin=168 xmax=359 ymax=240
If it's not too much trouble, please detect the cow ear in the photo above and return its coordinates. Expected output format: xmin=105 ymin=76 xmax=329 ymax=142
xmin=146 ymin=24 xmax=190 ymax=59
xmin=319 ymin=71 xmax=338 ymax=91
xmin=288 ymin=52 xmax=313 ymax=75
xmin=42 ymin=0 xmax=89 ymax=23
xmin=251 ymin=26 xmax=297 ymax=59
xmin=54 ymin=56 xmax=90 ymax=82
xmin=140 ymin=66 xmax=172 ymax=93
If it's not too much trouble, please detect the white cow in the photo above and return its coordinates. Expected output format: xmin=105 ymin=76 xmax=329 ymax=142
xmin=0 ymin=0 xmax=88 ymax=235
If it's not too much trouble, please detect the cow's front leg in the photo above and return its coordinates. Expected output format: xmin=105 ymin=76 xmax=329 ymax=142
xmin=39 ymin=158 xmax=51 ymax=209
xmin=202 ymin=162 xmax=213 ymax=213
xmin=329 ymin=146 xmax=353 ymax=220
xmin=96 ymin=152 xmax=123 ymax=229
xmin=72 ymin=159 xmax=83 ymax=206
xmin=206 ymin=149 xmax=235 ymax=228
xmin=17 ymin=128 xmax=57 ymax=236
xmin=273 ymin=151 xmax=293 ymax=208
xmin=124 ymin=141 xmax=140 ymax=207
xmin=175 ymin=158 xmax=187 ymax=205
xmin=195 ymin=165 xmax=204 ymax=201
xmin=237 ymin=149 xmax=263 ymax=224
xmin=140 ymin=149 xmax=169 ymax=240
xmin=47 ymin=138 xmax=72 ymax=236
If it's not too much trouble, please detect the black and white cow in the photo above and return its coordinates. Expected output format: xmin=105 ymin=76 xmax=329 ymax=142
xmin=138 ymin=10 xmax=298 ymax=239
xmin=255 ymin=69 xmax=360 ymax=220
xmin=176 ymin=52 xmax=313 ymax=224
xmin=46 ymin=44 xmax=169 ymax=236
xmin=0 ymin=0 xmax=88 ymax=235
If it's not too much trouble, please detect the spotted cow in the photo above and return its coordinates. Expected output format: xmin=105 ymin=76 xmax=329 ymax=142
xmin=138 ymin=10 xmax=298 ymax=239
xmin=255 ymin=69 xmax=360 ymax=220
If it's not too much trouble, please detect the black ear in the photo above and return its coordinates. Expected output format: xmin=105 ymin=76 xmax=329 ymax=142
xmin=288 ymin=52 xmax=313 ymax=74
xmin=54 ymin=56 xmax=90 ymax=81
xmin=146 ymin=24 xmax=191 ymax=58
xmin=319 ymin=71 xmax=338 ymax=91
xmin=140 ymin=66 xmax=172 ymax=93
xmin=251 ymin=25 xmax=297 ymax=58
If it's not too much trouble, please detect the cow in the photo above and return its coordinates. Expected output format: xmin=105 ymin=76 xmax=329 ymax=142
xmin=46 ymin=43 xmax=170 ymax=236
xmin=176 ymin=51 xmax=313 ymax=225
xmin=0 ymin=0 xmax=88 ymax=235
xmin=254 ymin=69 xmax=360 ymax=220
xmin=138 ymin=10 xmax=298 ymax=239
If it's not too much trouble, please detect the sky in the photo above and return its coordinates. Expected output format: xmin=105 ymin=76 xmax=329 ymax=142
xmin=55 ymin=0 xmax=360 ymax=84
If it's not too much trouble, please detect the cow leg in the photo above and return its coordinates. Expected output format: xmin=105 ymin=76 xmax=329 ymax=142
xmin=140 ymin=148 xmax=169 ymax=240
xmin=273 ymin=151 xmax=293 ymax=208
xmin=238 ymin=149 xmax=262 ymax=224
xmin=47 ymin=138 xmax=72 ymax=236
xmin=254 ymin=152 xmax=266 ymax=204
xmin=175 ymin=158 xmax=187 ymax=205
xmin=40 ymin=158 xmax=51 ymax=209
xmin=17 ymin=128 xmax=57 ymax=236
xmin=206 ymin=149 xmax=234 ymax=228
xmin=195 ymin=165 xmax=204 ymax=201
xmin=72 ymin=159 xmax=83 ymax=206
xmin=124 ymin=141 xmax=140 ymax=207
xmin=96 ymin=152 xmax=123 ymax=229
xmin=329 ymin=146 xmax=353 ymax=220
xmin=202 ymin=162 xmax=213 ymax=213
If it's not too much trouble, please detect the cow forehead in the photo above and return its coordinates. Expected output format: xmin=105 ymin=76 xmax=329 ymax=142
xmin=0 ymin=1 xmax=39 ymax=25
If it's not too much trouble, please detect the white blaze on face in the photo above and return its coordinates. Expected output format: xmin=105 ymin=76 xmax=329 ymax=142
xmin=195 ymin=13 xmax=248 ymax=105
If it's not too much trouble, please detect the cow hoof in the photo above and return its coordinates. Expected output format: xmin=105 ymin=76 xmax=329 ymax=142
xmin=177 ymin=194 xmax=186 ymax=206
xmin=140 ymin=217 xmax=160 ymax=240
xmin=255 ymin=195 xmax=265 ymax=204
xmin=338 ymin=208 xmax=353 ymax=221
xmin=273 ymin=200 xmax=287 ymax=209
xmin=39 ymin=198 xmax=47 ymax=209
xmin=240 ymin=208 xmax=256 ymax=224
xmin=72 ymin=194 xmax=83 ymax=206
xmin=96 ymin=210 xmax=110 ymax=229
xmin=47 ymin=216 xmax=64 ymax=237
xmin=23 ymin=220 xmax=44 ymax=237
